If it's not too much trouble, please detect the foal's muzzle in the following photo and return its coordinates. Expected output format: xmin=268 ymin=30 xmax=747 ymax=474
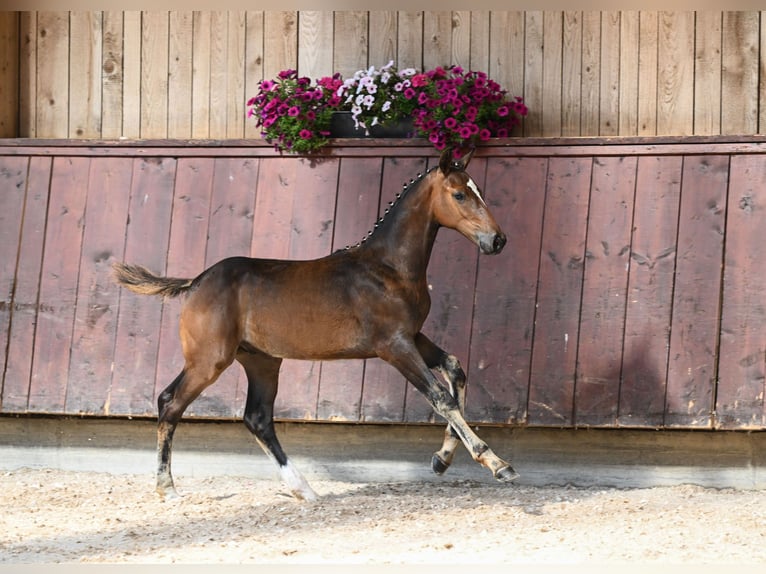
xmin=478 ymin=232 xmax=507 ymax=255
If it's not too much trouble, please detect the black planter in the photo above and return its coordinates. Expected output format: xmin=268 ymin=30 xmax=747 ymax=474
xmin=329 ymin=111 xmax=415 ymax=138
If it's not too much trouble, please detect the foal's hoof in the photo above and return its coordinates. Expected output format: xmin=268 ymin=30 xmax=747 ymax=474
xmin=494 ymin=465 xmax=520 ymax=483
xmin=431 ymin=453 xmax=450 ymax=475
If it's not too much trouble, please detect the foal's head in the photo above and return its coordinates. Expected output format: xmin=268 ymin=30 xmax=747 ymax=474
xmin=429 ymin=148 xmax=507 ymax=255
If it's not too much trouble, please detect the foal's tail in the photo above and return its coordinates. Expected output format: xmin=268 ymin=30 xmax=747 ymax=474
xmin=112 ymin=262 xmax=194 ymax=298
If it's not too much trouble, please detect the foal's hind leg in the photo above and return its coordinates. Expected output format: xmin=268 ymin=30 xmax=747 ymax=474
xmin=415 ymin=333 xmax=465 ymax=476
xmin=237 ymin=349 xmax=317 ymax=501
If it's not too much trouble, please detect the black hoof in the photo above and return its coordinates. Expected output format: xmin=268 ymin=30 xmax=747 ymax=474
xmin=494 ymin=465 xmax=520 ymax=483
xmin=431 ymin=453 xmax=450 ymax=475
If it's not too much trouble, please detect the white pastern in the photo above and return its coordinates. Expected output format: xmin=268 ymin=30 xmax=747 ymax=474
xmin=466 ymin=178 xmax=486 ymax=206
xmin=279 ymin=460 xmax=318 ymax=502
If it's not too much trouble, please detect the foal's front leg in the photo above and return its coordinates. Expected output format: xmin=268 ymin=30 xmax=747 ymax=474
xmin=384 ymin=336 xmax=518 ymax=483
xmin=415 ymin=334 xmax=465 ymax=475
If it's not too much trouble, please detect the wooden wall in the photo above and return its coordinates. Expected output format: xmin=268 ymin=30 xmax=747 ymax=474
xmin=1 ymin=11 xmax=765 ymax=139
xmin=2 ymin=137 xmax=766 ymax=430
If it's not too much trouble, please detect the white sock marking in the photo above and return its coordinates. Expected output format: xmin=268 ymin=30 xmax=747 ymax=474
xmin=279 ymin=460 xmax=318 ymax=501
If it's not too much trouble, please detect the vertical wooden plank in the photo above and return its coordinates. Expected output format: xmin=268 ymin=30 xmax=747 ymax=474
xmin=69 ymin=11 xmax=103 ymax=138
xmin=154 ymin=158 xmax=214 ymax=411
xmin=191 ymin=11 xmax=211 ymax=139
xmin=468 ymin=157 xmax=548 ymax=424
xmin=451 ymin=11 xmax=471 ymax=68
xmin=369 ymin=11 xmax=397 ymax=66
xmin=251 ymin=158 xmax=295 ymax=260
xmin=527 ymin=157 xmax=592 ymax=427
xmin=110 ymin=157 xmax=176 ymax=416
xmin=208 ymin=11 xmax=227 ymax=139
xmin=423 ymin=11 xmax=451 ymax=70
xmin=19 ymin=12 xmax=36 ymax=138
xmin=397 ymin=11 xmax=423 ymax=70
xmin=361 ymin=156 xmax=428 ymax=422
xmin=275 ymin=158 xmax=338 ymax=421
xmin=657 ymin=11 xmax=694 ymax=134
xmin=562 ymin=11 xmax=582 ymax=137
xmin=317 ymin=157 xmax=377 ymax=421
xmin=637 ymin=11 xmax=658 ymax=135
xmin=619 ymin=11 xmax=639 ymax=135
xmin=542 ymin=11 xmax=562 ymax=137
xmin=244 ymin=11 xmax=264 ymax=139
xmin=299 ymin=11 xmax=334 ymax=77
xmin=0 ymin=158 xmax=29 ymax=404
xmin=664 ymin=155 xmax=728 ymax=428
xmin=599 ymin=12 xmax=620 ymax=136
xmin=263 ymin=11 xmax=297 ymax=82
xmin=67 ymin=158 xmax=133 ymax=414
xmin=0 ymin=12 xmax=19 ymax=137
xmin=183 ymin=157 xmax=258 ymax=418
xmin=102 ymin=11 xmax=124 ymax=139
xmin=694 ymin=12 xmax=722 ymax=135
xmin=121 ymin=11 xmax=141 ymax=138
xmin=717 ymin=155 xmax=766 ymax=429
xmin=36 ymin=11 xmax=70 ymax=138
xmin=580 ymin=11 xmax=601 ymax=136
xmin=469 ymin=11 xmax=490 ymax=71
xmin=2 ymin=157 xmax=52 ymax=412
xmin=28 ymin=157 xmax=90 ymax=413
xmin=761 ymin=10 xmax=766 ymax=135
xmin=168 ymin=11 xmax=193 ymax=139
xmin=523 ymin=11 xmax=543 ymax=137
xmin=618 ymin=155 xmax=682 ymax=426
xmin=575 ymin=156 xmax=636 ymax=426
xmin=721 ymin=11 xmax=759 ymax=135
xmin=226 ymin=11 xmax=247 ymax=138
xmin=334 ymin=11 xmax=368 ymax=77
xmin=489 ymin=12 xmax=524 ymax=112
xmin=140 ymin=11 xmax=169 ymax=138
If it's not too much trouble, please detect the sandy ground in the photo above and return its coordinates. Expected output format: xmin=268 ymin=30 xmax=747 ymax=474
xmin=2 ymin=467 xmax=766 ymax=564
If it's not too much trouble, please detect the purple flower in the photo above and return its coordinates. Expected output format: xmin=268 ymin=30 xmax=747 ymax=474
xmin=288 ymin=106 xmax=300 ymax=117
xmin=299 ymin=129 xmax=313 ymax=139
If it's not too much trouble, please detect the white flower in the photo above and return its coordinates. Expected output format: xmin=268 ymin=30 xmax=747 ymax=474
xmin=382 ymin=101 xmax=391 ymax=112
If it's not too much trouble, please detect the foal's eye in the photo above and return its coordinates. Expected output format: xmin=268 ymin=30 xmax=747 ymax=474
xmin=453 ymin=191 xmax=466 ymax=202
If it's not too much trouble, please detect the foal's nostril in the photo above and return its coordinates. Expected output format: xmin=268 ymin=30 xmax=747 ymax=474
xmin=493 ymin=233 xmax=507 ymax=253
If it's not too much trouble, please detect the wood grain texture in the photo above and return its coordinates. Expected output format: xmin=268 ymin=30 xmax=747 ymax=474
xmin=694 ymin=12 xmax=722 ymax=136
xmin=35 ymin=12 xmax=69 ymax=138
xmin=168 ymin=11 xmax=193 ymax=139
xmin=69 ymin=11 xmax=102 ymax=138
xmin=0 ymin=12 xmax=19 ymax=137
xmin=140 ymin=12 xmax=169 ymax=139
xmin=721 ymin=11 xmax=759 ymax=135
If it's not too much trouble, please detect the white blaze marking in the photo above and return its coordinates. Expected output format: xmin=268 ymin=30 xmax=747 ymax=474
xmin=466 ymin=178 xmax=486 ymax=206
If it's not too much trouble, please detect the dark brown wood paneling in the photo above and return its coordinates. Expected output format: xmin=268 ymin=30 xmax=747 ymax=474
xmin=575 ymin=156 xmax=636 ymax=426
xmin=717 ymin=154 xmax=766 ymax=429
xmin=467 ymin=156 xmax=548 ymax=424
xmin=317 ymin=156 xmax=380 ymax=421
xmin=0 ymin=156 xmax=28 ymax=407
xmin=2 ymin=156 xmax=51 ymax=412
xmin=66 ymin=157 xmax=133 ymax=414
xmin=527 ymin=157 xmax=592 ymax=426
xmin=618 ymin=155 xmax=682 ymax=426
xmin=360 ymin=156 xmax=428 ymax=422
xmin=154 ymin=157 xmax=215 ymax=410
xmin=664 ymin=155 xmax=728 ymax=427
xmin=28 ymin=157 xmax=90 ymax=412
xmin=109 ymin=157 xmax=176 ymax=416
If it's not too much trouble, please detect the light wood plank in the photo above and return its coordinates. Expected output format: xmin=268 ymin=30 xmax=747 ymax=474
xmin=721 ymin=11 xmax=759 ymax=135
xmin=637 ymin=11 xmax=658 ymax=135
xmin=298 ymin=11 xmax=334 ymax=77
xmin=523 ymin=11 xmax=544 ymax=137
xmin=191 ymin=11 xmax=211 ymax=139
xmin=208 ymin=11 xmax=228 ymax=139
xmin=244 ymin=11 xmax=264 ymax=139
xmin=101 ymin=12 xmax=124 ymax=138
xmin=0 ymin=12 xmax=19 ymax=137
xmin=36 ymin=11 xmax=70 ymax=138
xmin=657 ymin=11 xmax=694 ymax=134
xmin=19 ymin=12 xmax=36 ymax=137
xmin=397 ymin=11 xmax=423 ymax=70
xmin=599 ymin=12 xmax=620 ymax=136
xmin=368 ymin=11 xmax=397 ymax=67
xmin=334 ymin=11 xmax=368 ymax=77
xmin=121 ymin=11 xmax=141 ymax=138
xmin=693 ymin=12 xmax=721 ymax=135
xmin=580 ymin=11 xmax=601 ymax=136
xmin=542 ymin=11 xmax=562 ymax=137
xmin=562 ymin=11 xmax=582 ymax=136
xmin=168 ymin=11 xmax=193 ymax=139
xmin=619 ymin=11 xmax=639 ymax=135
xmin=451 ymin=11 xmax=471 ymax=69
xmin=423 ymin=11 xmax=451 ymax=70
xmin=226 ymin=11 xmax=247 ymax=138
xmin=489 ymin=11 xmax=525 ymax=132
xmin=469 ymin=11 xmax=490 ymax=71
xmin=69 ymin=11 xmax=102 ymax=138
xmin=263 ymin=11 xmax=297 ymax=81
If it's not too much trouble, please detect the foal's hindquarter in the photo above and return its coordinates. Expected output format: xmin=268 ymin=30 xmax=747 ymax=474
xmin=115 ymin=148 xmax=518 ymax=502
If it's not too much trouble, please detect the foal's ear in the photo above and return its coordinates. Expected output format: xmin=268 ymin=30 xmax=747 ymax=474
xmin=439 ymin=147 xmax=475 ymax=175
